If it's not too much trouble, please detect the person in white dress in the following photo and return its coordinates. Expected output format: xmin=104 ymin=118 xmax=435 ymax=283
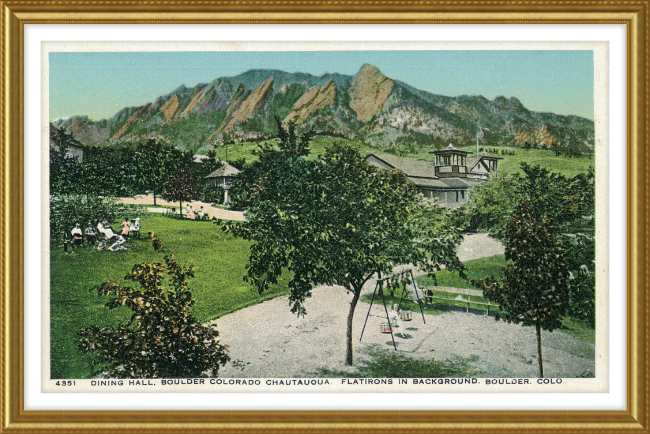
xmin=131 ymin=217 xmax=141 ymax=238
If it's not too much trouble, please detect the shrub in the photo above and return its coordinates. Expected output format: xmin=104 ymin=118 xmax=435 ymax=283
xmin=79 ymin=254 xmax=230 ymax=378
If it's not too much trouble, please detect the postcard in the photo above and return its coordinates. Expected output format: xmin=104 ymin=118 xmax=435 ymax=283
xmin=42 ymin=41 xmax=608 ymax=393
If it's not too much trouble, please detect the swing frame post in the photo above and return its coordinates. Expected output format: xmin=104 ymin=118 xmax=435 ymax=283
xmin=379 ymin=284 xmax=398 ymax=350
xmin=359 ymin=280 xmax=378 ymax=341
xmin=359 ymin=272 xmax=397 ymax=350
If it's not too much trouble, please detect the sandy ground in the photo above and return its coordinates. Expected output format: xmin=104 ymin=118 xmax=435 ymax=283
xmin=119 ymin=194 xmax=245 ymax=221
xmin=212 ymin=234 xmax=595 ymax=378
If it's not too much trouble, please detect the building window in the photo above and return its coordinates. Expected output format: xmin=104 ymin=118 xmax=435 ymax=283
xmin=456 ymin=191 xmax=459 ymax=202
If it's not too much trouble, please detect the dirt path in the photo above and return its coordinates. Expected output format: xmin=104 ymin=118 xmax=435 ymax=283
xmin=212 ymin=234 xmax=594 ymax=379
xmin=118 ymin=194 xmax=245 ymax=221
xmin=456 ymin=232 xmax=504 ymax=262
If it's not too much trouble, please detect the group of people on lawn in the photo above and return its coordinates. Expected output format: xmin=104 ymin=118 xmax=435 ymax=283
xmin=67 ymin=217 xmax=141 ymax=253
xmin=185 ymin=204 xmax=206 ymax=220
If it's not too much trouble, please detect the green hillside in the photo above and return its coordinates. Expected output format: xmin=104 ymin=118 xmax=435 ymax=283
xmin=210 ymin=136 xmax=594 ymax=178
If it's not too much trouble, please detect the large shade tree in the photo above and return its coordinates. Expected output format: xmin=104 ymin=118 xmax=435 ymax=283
xmin=50 ymin=125 xmax=139 ymax=198
xmin=477 ymin=198 xmax=570 ymax=377
xmin=134 ymin=139 xmax=186 ymax=205
xmin=225 ymin=124 xmax=464 ymax=365
xmin=469 ymin=163 xmax=594 ymax=240
xmin=163 ymin=165 xmax=201 ymax=215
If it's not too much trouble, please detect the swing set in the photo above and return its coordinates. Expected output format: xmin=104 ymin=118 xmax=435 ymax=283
xmin=359 ymin=269 xmax=427 ymax=350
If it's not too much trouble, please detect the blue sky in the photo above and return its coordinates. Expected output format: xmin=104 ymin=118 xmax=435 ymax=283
xmin=49 ymin=50 xmax=594 ymax=121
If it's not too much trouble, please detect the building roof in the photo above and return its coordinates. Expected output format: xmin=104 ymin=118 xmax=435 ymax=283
xmin=432 ymin=144 xmax=469 ymax=155
xmin=468 ymin=152 xmax=503 ymax=171
xmin=368 ymin=153 xmax=436 ymax=179
xmin=367 ymin=153 xmax=476 ymax=190
xmin=476 ymin=151 xmax=503 ymax=160
xmin=467 ymin=156 xmax=479 ymax=168
xmin=408 ymin=177 xmax=451 ymax=188
xmin=205 ymin=162 xmax=240 ymax=178
xmin=408 ymin=177 xmax=473 ymax=189
xmin=438 ymin=178 xmax=473 ymax=188
xmin=49 ymin=137 xmax=86 ymax=150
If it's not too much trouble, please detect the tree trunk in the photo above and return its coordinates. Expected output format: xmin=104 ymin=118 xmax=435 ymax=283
xmin=346 ymin=288 xmax=361 ymax=366
xmin=179 ymin=200 xmax=183 ymax=216
xmin=153 ymin=190 xmax=157 ymax=206
xmin=536 ymin=320 xmax=544 ymax=378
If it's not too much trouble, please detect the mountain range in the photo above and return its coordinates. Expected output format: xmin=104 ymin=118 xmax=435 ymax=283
xmin=52 ymin=64 xmax=595 ymax=154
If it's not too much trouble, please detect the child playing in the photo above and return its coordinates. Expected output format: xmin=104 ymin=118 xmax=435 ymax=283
xmin=121 ymin=218 xmax=131 ymax=237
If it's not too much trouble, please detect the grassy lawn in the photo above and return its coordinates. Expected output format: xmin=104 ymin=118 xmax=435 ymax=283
xmin=417 ymin=254 xmax=507 ymax=291
xmin=456 ymin=145 xmax=594 ymax=178
xmin=559 ymin=317 xmax=596 ymax=346
xmin=51 ymin=220 xmax=595 ymax=378
xmin=50 ymin=214 xmax=289 ymax=379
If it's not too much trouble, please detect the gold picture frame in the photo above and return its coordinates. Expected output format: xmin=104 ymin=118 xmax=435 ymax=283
xmin=3 ymin=1 xmax=647 ymax=432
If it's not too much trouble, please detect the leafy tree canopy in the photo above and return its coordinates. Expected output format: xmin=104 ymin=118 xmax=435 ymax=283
xmin=163 ymin=165 xmax=201 ymax=212
xmin=482 ymin=198 xmax=569 ymax=329
xmin=469 ymin=162 xmax=596 ymax=326
xmin=81 ymin=144 xmax=138 ymax=198
xmin=469 ymin=162 xmax=595 ymax=240
xmin=49 ymin=126 xmax=84 ymax=196
xmin=224 ymin=124 xmax=464 ymax=365
xmin=134 ymin=139 xmax=189 ymax=204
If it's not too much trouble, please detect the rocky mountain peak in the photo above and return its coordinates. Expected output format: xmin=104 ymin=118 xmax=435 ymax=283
xmin=350 ymin=64 xmax=395 ymax=122
xmin=217 ymin=77 xmax=275 ymax=133
xmin=52 ymin=66 xmax=595 ymax=154
xmin=284 ymin=78 xmax=337 ymax=125
xmin=358 ymin=63 xmax=382 ymax=76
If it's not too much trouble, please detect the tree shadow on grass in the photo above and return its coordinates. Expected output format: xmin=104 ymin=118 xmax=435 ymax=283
xmin=315 ymin=347 xmax=483 ymax=378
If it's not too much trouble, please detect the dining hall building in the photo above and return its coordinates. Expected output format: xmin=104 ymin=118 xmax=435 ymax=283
xmin=366 ymin=144 xmax=502 ymax=208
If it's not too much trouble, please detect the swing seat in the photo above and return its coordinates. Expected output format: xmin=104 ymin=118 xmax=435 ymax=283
xmin=380 ymin=322 xmax=392 ymax=333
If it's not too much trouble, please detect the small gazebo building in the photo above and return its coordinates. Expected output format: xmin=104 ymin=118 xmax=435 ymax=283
xmin=432 ymin=144 xmax=469 ymax=178
xmin=205 ymin=162 xmax=240 ymax=206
